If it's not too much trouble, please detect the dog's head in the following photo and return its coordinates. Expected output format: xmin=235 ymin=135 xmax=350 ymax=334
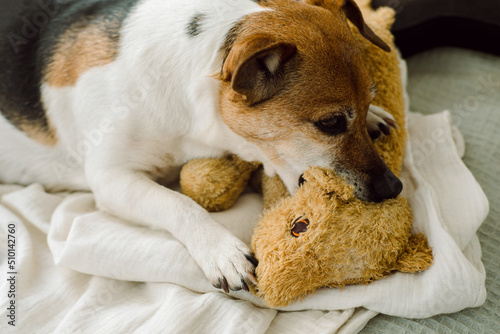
xmin=218 ymin=0 xmax=402 ymax=202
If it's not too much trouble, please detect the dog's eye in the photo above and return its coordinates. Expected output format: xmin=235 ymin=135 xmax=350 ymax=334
xmin=314 ymin=116 xmax=347 ymax=135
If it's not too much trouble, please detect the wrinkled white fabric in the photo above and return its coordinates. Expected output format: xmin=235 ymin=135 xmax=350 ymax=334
xmin=0 ymin=110 xmax=488 ymax=333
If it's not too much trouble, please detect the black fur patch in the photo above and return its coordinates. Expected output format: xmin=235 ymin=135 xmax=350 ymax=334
xmin=187 ymin=13 xmax=206 ymax=38
xmin=0 ymin=0 xmax=140 ymax=133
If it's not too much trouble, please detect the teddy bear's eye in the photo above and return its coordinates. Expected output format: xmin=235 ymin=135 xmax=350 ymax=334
xmin=291 ymin=218 xmax=309 ymax=237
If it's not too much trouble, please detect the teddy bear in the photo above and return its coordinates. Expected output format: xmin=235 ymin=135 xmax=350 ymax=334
xmin=179 ymin=0 xmax=433 ymax=307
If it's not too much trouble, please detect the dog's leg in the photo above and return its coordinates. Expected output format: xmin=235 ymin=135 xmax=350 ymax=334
xmin=86 ymin=164 xmax=257 ymax=293
xmin=367 ymin=104 xmax=398 ymax=140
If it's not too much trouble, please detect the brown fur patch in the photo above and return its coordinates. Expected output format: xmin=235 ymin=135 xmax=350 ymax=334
xmin=44 ymin=19 xmax=121 ymax=87
xmin=3 ymin=108 xmax=58 ymax=146
xmin=19 ymin=122 xmax=58 ymax=146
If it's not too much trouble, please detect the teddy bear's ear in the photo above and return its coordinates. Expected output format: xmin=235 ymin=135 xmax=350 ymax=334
xmin=374 ymin=7 xmax=396 ymax=30
xmin=394 ymin=233 xmax=433 ymax=273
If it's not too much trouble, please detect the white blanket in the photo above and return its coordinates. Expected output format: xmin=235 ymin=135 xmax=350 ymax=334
xmin=0 ymin=110 xmax=488 ymax=334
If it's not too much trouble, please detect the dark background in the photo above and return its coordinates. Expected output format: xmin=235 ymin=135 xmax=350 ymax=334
xmin=373 ymin=0 xmax=500 ymax=56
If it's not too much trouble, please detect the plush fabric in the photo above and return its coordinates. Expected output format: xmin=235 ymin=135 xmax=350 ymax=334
xmin=180 ymin=155 xmax=260 ymax=212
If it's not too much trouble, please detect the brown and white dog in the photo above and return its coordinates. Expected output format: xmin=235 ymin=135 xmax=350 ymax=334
xmin=0 ymin=0 xmax=402 ymax=292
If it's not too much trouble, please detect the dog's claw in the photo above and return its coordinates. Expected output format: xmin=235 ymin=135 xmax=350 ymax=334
xmin=247 ymin=271 xmax=258 ymax=285
xmin=241 ymin=280 xmax=249 ymax=292
xmin=198 ymin=231 xmax=257 ymax=294
xmin=367 ymin=105 xmax=397 ymax=140
xmin=245 ymin=253 xmax=259 ymax=267
xmin=369 ymin=130 xmax=381 ymax=140
xmin=219 ymin=277 xmax=229 ymax=293
xmin=379 ymin=122 xmax=391 ymax=136
xmin=383 ymin=117 xmax=397 ymax=129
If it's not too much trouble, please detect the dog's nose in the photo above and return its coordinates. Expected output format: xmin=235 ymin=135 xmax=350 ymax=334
xmin=371 ymin=169 xmax=403 ymax=202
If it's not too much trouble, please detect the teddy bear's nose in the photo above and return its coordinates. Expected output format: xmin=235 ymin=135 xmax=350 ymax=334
xmin=371 ymin=169 xmax=403 ymax=202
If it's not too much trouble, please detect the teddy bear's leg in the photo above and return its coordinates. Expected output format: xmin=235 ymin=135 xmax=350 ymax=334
xmin=180 ymin=155 xmax=260 ymax=212
xmin=394 ymin=233 xmax=433 ymax=273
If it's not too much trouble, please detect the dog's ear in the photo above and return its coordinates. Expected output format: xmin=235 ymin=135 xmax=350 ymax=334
xmin=221 ymin=36 xmax=297 ymax=104
xmin=342 ymin=0 xmax=390 ymax=52
xmin=304 ymin=0 xmax=390 ymax=52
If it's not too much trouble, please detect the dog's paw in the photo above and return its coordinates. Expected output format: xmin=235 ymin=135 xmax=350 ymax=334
xmin=367 ymin=105 xmax=397 ymax=140
xmin=195 ymin=231 xmax=258 ymax=293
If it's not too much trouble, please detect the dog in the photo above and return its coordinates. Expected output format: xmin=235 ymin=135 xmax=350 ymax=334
xmin=0 ymin=0 xmax=402 ymax=293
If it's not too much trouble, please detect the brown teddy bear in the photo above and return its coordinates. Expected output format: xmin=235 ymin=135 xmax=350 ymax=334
xmin=180 ymin=0 xmax=433 ymax=307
